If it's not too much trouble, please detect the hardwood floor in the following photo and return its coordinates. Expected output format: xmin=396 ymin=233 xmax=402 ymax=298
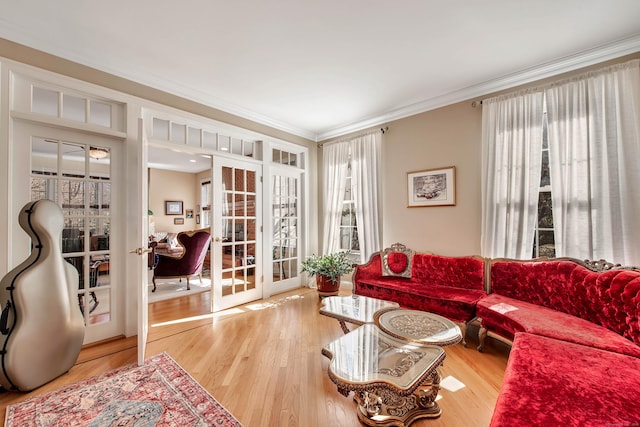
xmin=0 ymin=287 xmax=511 ymax=426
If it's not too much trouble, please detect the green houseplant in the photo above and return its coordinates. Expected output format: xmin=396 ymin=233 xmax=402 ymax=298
xmin=301 ymin=251 xmax=354 ymax=297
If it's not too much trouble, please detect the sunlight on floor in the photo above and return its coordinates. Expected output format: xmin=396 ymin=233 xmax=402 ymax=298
xmin=151 ymin=293 xmax=306 ymax=327
xmin=440 ymin=375 xmax=466 ymax=392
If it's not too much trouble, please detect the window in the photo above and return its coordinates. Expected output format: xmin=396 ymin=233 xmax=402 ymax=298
xmin=200 ymin=179 xmax=211 ymax=228
xmin=322 ymin=132 xmax=381 ymax=263
xmin=340 ymin=159 xmax=360 ymax=256
xmin=533 ymin=113 xmax=555 ymax=258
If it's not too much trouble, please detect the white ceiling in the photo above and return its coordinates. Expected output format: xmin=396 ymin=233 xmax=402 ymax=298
xmin=1 ymin=1 xmax=640 ymax=141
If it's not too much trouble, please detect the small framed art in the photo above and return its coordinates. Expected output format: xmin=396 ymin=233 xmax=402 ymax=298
xmin=186 ymin=209 xmax=194 ymax=219
xmin=165 ymin=200 xmax=183 ymax=215
xmin=407 ymin=166 xmax=456 ymax=207
xmin=174 ymin=217 xmax=185 ymax=225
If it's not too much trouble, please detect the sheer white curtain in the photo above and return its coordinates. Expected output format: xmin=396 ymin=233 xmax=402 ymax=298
xmin=546 ymin=59 xmax=640 ymax=265
xmin=350 ymin=132 xmax=382 ymax=263
xmin=481 ymin=90 xmax=544 ymax=258
xmin=321 ymin=141 xmax=350 ymax=255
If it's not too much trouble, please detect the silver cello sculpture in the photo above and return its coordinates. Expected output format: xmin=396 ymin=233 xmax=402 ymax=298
xmin=0 ymin=199 xmax=85 ymax=391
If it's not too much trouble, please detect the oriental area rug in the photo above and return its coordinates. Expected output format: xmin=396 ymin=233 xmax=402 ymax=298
xmin=5 ymin=352 xmax=242 ymax=426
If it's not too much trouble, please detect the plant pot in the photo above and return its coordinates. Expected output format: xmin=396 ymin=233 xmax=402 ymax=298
xmin=316 ymin=274 xmax=340 ymax=298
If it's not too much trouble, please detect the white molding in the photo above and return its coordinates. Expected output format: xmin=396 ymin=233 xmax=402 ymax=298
xmin=316 ymin=34 xmax=640 ymax=141
xmin=2 ymin=20 xmax=639 ymax=142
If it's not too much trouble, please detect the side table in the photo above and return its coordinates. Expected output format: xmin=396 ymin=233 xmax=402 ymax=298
xmin=322 ymin=324 xmax=446 ymax=426
xmin=319 ymin=295 xmax=399 ymax=333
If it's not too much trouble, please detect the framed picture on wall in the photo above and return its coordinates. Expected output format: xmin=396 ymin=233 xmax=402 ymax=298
xmin=165 ymin=200 xmax=183 ymax=215
xmin=186 ymin=209 xmax=194 ymax=219
xmin=196 ymin=214 xmax=200 ymax=225
xmin=174 ymin=217 xmax=185 ymax=225
xmin=407 ymin=166 xmax=456 ymax=207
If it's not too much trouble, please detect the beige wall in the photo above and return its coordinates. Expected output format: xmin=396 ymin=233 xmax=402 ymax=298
xmin=149 ymin=169 xmax=199 ymax=234
xmin=381 ymin=101 xmax=483 ymax=255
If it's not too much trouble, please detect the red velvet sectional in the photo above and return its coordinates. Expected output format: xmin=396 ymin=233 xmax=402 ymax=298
xmin=353 ymin=246 xmax=640 ymax=427
xmin=353 ymin=250 xmax=487 ymax=342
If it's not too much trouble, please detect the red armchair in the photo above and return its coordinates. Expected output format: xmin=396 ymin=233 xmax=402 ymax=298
xmin=152 ymin=229 xmax=211 ymax=292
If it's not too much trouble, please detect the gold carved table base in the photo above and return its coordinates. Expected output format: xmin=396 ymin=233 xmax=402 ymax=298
xmin=352 ymin=369 xmax=442 ymax=427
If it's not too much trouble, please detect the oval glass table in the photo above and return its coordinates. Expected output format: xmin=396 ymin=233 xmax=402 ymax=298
xmin=374 ymin=309 xmax=463 ymax=347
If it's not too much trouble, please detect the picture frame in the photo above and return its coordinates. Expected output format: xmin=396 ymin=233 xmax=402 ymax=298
xmin=196 ymin=214 xmax=200 ymax=225
xmin=165 ymin=200 xmax=183 ymax=215
xmin=407 ymin=166 xmax=456 ymax=207
xmin=186 ymin=209 xmax=194 ymax=219
xmin=174 ymin=217 xmax=185 ymax=225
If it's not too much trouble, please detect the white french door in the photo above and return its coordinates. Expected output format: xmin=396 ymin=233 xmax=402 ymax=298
xmin=268 ymin=166 xmax=302 ymax=294
xmin=11 ymin=122 xmax=125 ymax=344
xmin=135 ymin=118 xmax=149 ymax=365
xmin=212 ymin=157 xmax=262 ymax=311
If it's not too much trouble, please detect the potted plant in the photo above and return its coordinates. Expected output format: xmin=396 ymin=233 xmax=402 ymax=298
xmin=301 ymin=251 xmax=354 ymax=297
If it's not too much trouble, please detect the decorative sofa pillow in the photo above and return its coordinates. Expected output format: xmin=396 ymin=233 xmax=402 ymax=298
xmin=381 ymin=242 xmax=414 ymax=278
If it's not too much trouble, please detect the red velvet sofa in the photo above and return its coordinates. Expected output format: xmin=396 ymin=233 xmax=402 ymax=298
xmin=353 ymin=244 xmax=640 ymax=426
xmin=353 ymin=243 xmax=487 ymax=343
xmin=478 ymin=257 xmax=640 ymax=427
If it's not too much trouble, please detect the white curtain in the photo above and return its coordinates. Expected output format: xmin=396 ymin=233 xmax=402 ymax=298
xmin=350 ymin=132 xmax=382 ymax=263
xmin=321 ymin=141 xmax=350 ymax=255
xmin=545 ymin=59 xmax=640 ymax=266
xmin=481 ymin=90 xmax=545 ymax=258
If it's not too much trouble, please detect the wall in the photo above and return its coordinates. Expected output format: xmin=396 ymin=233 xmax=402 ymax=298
xmin=149 ymin=168 xmax=198 ymax=234
xmin=381 ymin=101 xmax=482 ymax=255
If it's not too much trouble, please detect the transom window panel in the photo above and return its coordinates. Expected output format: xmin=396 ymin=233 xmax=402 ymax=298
xmin=151 ymin=117 xmax=256 ymax=158
xmin=29 ymin=85 xmax=123 ymax=131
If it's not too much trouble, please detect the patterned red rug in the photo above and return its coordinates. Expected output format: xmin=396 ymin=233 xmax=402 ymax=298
xmin=5 ymin=352 xmax=242 ymax=426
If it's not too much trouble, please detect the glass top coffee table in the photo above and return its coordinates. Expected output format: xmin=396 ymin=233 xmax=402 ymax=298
xmin=322 ymin=324 xmax=445 ymax=426
xmin=375 ymin=309 xmax=463 ymax=347
xmin=319 ymin=295 xmax=400 ymax=333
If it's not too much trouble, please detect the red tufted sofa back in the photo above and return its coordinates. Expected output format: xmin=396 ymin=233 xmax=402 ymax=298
xmin=490 ymin=259 xmax=640 ymax=346
xmin=411 ymin=253 xmax=486 ymax=291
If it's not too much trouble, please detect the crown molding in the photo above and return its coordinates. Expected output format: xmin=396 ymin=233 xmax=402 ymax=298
xmin=2 ymin=20 xmax=639 ymax=143
xmin=0 ymin=23 xmax=318 ymax=142
xmin=316 ymin=34 xmax=640 ymax=141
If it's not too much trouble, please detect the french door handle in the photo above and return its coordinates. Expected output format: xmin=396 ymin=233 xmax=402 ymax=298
xmin=129 ymin=247 xmax=152 ymax=255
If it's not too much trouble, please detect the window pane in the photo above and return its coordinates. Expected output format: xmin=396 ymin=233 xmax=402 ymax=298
xmin=31 ymin=137 xmax=58 ymax=176
xmin=62 ymin=94 xmax=86 ymax=122
xmin=63 ymin=220 xmax=85 ymax=253
xmin=32 ymin=87 xmax=59 ymax=116
xmin=89 ymin=101 xmax=112 ymax=127
xmin=540 ymin=150 xmax=550 ymax=187
xmin=231 ymin=138 xmax=242 ymax=155
xmin=62 ymin=143 xmax=86 ymax=177
xmin=171 ymin=123 xmax=186 ymax=144
xmin=61 ymin=180 xmax=85 ymax=215
xmin=89 ymin=147 xmax=111 ymax=179
xmin=153 ymin=118 xmax=170 ymax=140
xmin=537 ymin=191 xmax=554 ymax=228
xmin=538 ymin=230 xmax=555 ymax=258
xmin=187 ymin=127 xmax=201 ymax=146
xmin=203 ymin=131 xmax=216 ymax=149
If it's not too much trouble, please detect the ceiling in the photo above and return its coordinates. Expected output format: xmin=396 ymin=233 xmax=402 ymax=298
xmin=1 ymin=1 xmax=640 ymax=141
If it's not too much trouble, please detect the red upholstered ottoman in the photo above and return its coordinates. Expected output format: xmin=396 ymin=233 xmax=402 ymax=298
xmin=490 ymin=332 xmax=640 ymax=427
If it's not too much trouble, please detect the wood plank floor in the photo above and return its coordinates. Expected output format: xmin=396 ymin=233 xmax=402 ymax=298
xmin=0 ymin=287 xmax=511 ymax=426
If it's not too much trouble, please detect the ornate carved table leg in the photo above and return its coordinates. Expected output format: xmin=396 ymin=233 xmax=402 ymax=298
xmin=352 ymin=369 xmax=442 ymax=427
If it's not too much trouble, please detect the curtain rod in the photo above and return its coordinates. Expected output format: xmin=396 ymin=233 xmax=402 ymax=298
xmin=473 ymin=59 xmax=639 ymax=108
xmin=319 ymin=126 xmax=388 ymax=147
